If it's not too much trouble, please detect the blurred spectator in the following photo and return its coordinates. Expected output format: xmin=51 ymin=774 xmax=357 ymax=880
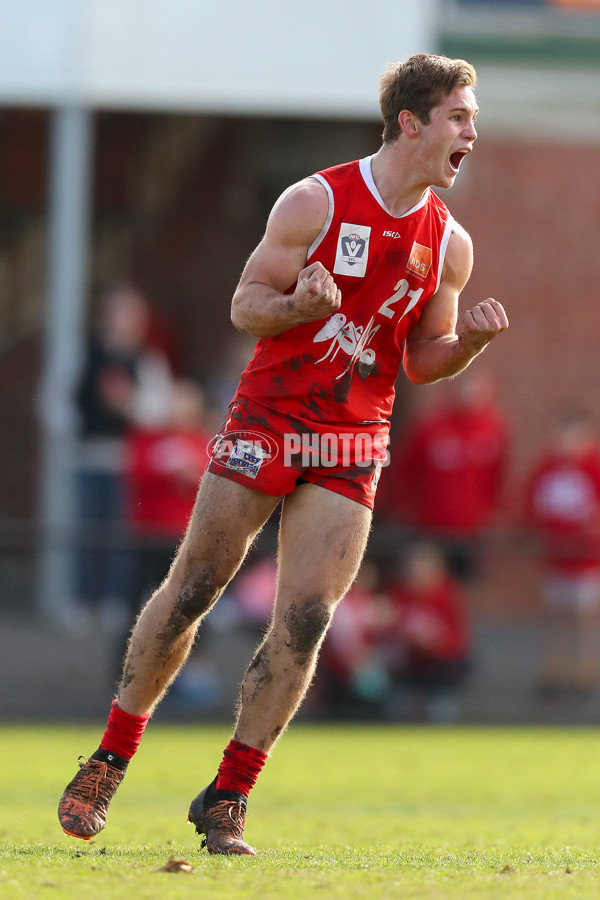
xmin=316 ymin=546 xmax=471 ymax=723
xmin=72 ymin=284 xmax=173 ymax=629
xmin=378 ymin=369 xmax=510 ymax=580
xmin=524 ymin=407 xmax=600 ymax=696
xmin=382 ymin=541 xmax=471 ymax=723
xmin=125 ymin=378 xmax=211 ymax=614
xmin=204 ymin=333 xmax=257 ymax=423
xmin=225 ymin=555 xmax=277 ymax=631
xmin=316 ymin=557 xmax=392 ymax=717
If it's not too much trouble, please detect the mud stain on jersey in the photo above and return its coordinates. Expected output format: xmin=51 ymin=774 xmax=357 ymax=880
xmin=333 ymin=370 xmax=352 ymax=403
xmin=300 ymin=385 xmax=335 ymax=421
xmin=233 ymin=396 xmax=274 ymax=433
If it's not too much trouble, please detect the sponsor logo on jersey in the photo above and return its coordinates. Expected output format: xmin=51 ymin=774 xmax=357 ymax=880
xmin=333 ymin=223 xmax=371 ymax=278
xmin=406 ymin=241 xmax=432 ymax=279
xmin=383 ymin=230 xmax=401 ymax=238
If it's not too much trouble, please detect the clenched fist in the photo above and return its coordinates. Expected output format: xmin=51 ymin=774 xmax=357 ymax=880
xmin=292 ymin=262 xmax=342 ymax=324
xmin=458 ymin=299 xmax=508 ymax=354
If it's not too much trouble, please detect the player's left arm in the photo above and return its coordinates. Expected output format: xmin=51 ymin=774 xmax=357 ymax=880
xmin=402 ymin=224 xmax=508 ymax=385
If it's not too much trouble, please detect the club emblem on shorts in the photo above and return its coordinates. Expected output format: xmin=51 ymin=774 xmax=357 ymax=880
xmin=333 ymin=222 xmax=371 ymax=278
xmin=209 ymin=430 xmax=278 ymax=478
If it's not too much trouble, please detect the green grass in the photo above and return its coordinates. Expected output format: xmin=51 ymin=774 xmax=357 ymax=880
xmin=1 ymin=724 xmax=600 ymax=898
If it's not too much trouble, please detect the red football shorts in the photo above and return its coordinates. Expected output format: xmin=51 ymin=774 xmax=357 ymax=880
xmin=206 ymin=397 xmax=389 ymax=510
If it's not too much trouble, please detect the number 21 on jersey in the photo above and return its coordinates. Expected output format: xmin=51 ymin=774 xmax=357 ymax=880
xmin=378 ymin=279 xmax=424 ymax=321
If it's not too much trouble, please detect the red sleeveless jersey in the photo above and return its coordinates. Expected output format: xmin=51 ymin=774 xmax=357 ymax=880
xmin=234 ymin=156 xmax=454 ymax=429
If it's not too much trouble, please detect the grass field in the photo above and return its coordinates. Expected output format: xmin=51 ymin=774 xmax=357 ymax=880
xmin=1 ymin=724 xmax=600 ymax=898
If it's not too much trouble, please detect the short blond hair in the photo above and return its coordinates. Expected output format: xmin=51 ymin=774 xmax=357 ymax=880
xmin=379 ymin=53 xmax=477 ymax=143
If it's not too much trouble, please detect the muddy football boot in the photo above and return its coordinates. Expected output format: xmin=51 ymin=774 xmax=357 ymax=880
xmin=58 ymin=749 xmax=128 ymax=840
xmin=187 ymin=778 xmax=256 ymax=855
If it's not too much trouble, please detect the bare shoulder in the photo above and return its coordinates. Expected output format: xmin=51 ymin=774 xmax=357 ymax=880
xmin=449 ymin=219 xmax=473 ymax=256
xmin=443 ymin=219 xmax=474 ymax=289
xmin=265 ymin=177 xmax=330 ymax=248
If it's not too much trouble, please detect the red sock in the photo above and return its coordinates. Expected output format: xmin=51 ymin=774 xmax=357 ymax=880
xmin=100 ymin=700 xmax=151 ymax=761
xmin=216 ymin=739 xmax=268 ymax=796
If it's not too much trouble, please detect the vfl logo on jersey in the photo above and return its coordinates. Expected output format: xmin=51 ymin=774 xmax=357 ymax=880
xmin=406 ymin=241 xmax=432 ymax=279
xmin=333 ymin=222 xmax=371 ymax=278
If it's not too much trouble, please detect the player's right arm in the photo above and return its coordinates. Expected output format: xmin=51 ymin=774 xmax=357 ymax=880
xmin=230 ymin=178 xmax=342 ymax=337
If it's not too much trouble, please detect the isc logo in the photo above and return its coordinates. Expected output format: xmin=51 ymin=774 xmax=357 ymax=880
xmin=383 ymin=230 xmax=401 ymax=239
xmin=406 ymin=241 xmax=432 ymax=278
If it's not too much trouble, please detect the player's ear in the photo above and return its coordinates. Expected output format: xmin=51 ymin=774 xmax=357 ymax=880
xmin=398 ymin=110 xmax=419 ymax=138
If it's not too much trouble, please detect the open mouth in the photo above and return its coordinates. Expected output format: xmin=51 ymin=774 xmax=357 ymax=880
xmin=449 ymin=150 xmax=469 ymax=173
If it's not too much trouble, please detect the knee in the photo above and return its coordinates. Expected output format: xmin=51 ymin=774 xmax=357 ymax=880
xmin=284 ymin=597 xmax=333 ymax=658
xmin=171 ymin=564 xmax=222 ymax=623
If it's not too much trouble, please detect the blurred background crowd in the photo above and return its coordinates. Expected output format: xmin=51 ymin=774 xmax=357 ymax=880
xmin=2 ymin=0 xmax=600 ymax=725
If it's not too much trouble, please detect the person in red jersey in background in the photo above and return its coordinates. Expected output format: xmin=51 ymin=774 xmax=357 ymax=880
xmin=315 ymin=557 xmax=391 ymax=716
xmin=525 ymin=407 xmax=600 ymax=697
xmin=71 ymin=285 xmax=174 ymax=628
xmin=383 ymin=541 xmax=471 ymax=722
xmin=378 ymin=369 xmax=510 ymax=581
xmin=59 ymin=53 xmax=508 ymax=855
xmin=317 ymin=546 xmax=470 ymax=723
xmin=125 ymin=379 xmax=211 ymax=613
